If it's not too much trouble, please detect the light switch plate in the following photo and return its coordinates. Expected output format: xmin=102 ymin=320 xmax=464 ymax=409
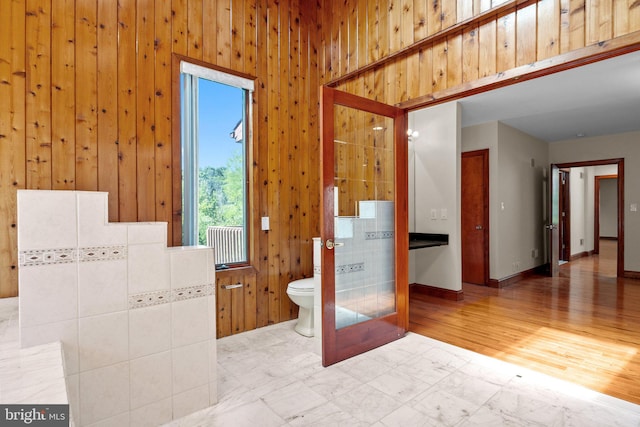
xmin=441 ymin=208 xmax=447 ymax=220
xmin=261 ymin=216 xmax=270 ymax=230
xmin=430 ymin=209 xmax=437 ymax=220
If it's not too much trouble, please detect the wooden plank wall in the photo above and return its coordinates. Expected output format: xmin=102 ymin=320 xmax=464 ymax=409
xmin=0 ymin=0 xmax=321 ymax=335
xmin=2 ymin=0 xmax=639 ymax=336
xmin=319 ymin=0 xmax=640 ymax=105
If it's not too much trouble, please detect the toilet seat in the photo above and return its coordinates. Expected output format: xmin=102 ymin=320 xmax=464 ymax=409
xmin=287 ymin=277 xmax=314 ymax=292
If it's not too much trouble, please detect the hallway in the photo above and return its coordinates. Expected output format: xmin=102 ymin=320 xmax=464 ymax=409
xmin=410 ymin=240 xmax=640 ymax=404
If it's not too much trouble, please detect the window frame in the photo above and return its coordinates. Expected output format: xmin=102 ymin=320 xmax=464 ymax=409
xmin=172 ymin=55 xmax=257 ymax=270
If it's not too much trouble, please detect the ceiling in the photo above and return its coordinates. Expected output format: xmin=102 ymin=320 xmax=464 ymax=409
xmin=459 ymin=50 xmax=640 ymax=142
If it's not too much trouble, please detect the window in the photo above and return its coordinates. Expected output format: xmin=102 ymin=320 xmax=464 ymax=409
xmin=180 ymin=61 xmax=254 ymax=267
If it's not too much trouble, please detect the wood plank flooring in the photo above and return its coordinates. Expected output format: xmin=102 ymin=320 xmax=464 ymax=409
xmin=409 ymin=240 xmax=640 ymax=404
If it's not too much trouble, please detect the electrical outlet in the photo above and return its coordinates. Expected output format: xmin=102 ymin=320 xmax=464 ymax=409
xmin=261 ymin=216 xmax=270 ymax=231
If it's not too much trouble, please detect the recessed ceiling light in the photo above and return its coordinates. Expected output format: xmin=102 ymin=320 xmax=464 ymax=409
xmin=576 ymin=133 xmax=585 ymax=137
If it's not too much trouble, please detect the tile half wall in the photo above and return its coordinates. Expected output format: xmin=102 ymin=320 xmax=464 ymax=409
xmin=17 ymin=190 xmax=217 ymax=427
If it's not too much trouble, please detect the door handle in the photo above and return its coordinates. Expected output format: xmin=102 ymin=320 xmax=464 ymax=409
xmin=325 ymin=239 xmax=344 ymax=250
xmin=475 ymin=225 xmax=483 ymax=230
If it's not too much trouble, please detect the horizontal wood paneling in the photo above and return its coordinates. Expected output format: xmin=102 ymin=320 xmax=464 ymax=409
xmin=1 ymin=0 xmax=639 ymax=338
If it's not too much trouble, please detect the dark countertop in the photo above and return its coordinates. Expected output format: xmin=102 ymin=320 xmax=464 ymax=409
xmin=409 ymin=232 xmax=449 ymax=250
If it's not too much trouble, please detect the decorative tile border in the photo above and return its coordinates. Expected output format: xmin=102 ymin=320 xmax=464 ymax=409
xmin=128 ymin=284 xmax=215 ymax=310
xmin=78 ymin=246 xmax=127 ymax=262
xmin=336 ymin=262 xmax=365 ymax=275
xmin=19 ymin=245 xmax=127 ymax=267
xmin=128 ymin=290 xmax=172 ymax=310
xmin=172 ymin=284 xmax=214 ymax=303
xmin=19 ymin=248 xmax=76 ymax=267
xmin=365 ymin=231 xmax=394 ymax=240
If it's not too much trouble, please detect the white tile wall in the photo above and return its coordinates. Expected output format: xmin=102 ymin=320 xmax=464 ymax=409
xmin=17 ymin=190 xmax=78 ymax=250
xmin=172 ymin=341 xmax=210 ymax=394
xmin=17 ymin=190 xmax=217 ymax=426
xmin=79 ymin=362 xmax=130 ymax=426
xmin=18 ymin=263 xmax=78 ymax=328
xmin=129 ymin=398 xmax=173 ymax=427
xmin=78 ymin=259 xmax=128 ymax=317
xmin=128 ymin=304 xmax=172 ymax=359
xmin=78 ymin=311 xmax=129 ymax=372
xmin=130 ymin=351 xmax=172 ymax=409
xmin=127 ymin=243 xmax=170 ymax=294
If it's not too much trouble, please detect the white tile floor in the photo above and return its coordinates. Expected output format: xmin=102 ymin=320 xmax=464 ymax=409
xmin=167 ymin=320 xmax=640 ymax=427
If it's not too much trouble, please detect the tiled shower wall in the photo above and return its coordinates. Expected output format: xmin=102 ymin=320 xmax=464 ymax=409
xmin=17 ymin=190 xmax=217 ymax=427
xmin=334 ymin=201 xmax=395 ymax=327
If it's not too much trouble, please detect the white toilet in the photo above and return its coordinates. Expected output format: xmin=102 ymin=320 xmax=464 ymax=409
xmin=286 ymin=277 xmax=315 ymax=337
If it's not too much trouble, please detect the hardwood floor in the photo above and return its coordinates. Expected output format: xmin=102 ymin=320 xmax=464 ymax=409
xmin=409 ymin=240 xmax=640 ymax=404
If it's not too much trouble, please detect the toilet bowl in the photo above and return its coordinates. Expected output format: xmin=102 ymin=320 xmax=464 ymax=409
xmin=286 ymin=277 xmax=315 ymax=337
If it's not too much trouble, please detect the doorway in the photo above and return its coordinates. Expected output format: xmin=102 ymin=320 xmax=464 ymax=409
xmin=461 ymin=149 xmax=489 ymax=286
xmin=549 ymin=159 xmax=624 ymax=277
xmin=558 ymin=169 xmax=571 ymax=263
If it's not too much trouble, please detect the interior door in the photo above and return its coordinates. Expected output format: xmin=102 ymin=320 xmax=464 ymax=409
xmin=319 ymin=86 xmax=408 ymax=367
xmin=548 ymin=164 xmax=560 ymax=276
xmin=461 ymin=150 xmax=489 ymax=285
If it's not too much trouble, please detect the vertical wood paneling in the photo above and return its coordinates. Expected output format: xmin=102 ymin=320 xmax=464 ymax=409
xmin=217 ymin=0 xmax=231 ymax=68
xmin=187 ymin=0 xmax=203 ymax=60
xmin=378 ymin=0 xmax=390 ymax=58
xmin=368 ymin=0 xmax=380 ymax=62
xmin=255 ymin=0 xmax=270 ymax=328
xmin=25 ymin=0 xmax=52 ymax=190
xmin=267 ymin=0 xmax=282 ymax=325
xmin=418 ymin=46 xmax=433 ymax=96
xmin=428 ymin=0 xmax=443 ymax=36
xmin=462 ymin=24 xmax=480 ymax=82
xmin=171 ymin=0 xmax=188 ymax=56
xmin=231 ymin=0 xmax=244 ymax=72
xmin=97 ymin=0 xmax=118 ymax=221
xmin=537 ymin=0 xmax=560 ymax=60
xmin=75 ymin=0 xmax=98 ymax=191
xmin=414 ymin=0 xmax=428 ymax=40
xmin=569 ymin=0 xmax=586 ymax=50
xmin=154 ymin=0 xmax=173 ymax=240
xmin=279 ymin=0 xmax=294 ymax=321
xmin=136 ymin=0 xmax=155 ymax=221
xmin=51 ymin=0 xmax=75 ymax=190
xmin=202 ymin=1 xmax=217 ymax=63
xmin=117 ymin=0 xmax=137 ymax=221
xmin=432 ymin=39 xmax=447 ymax=92
xmin=612 ymin=0 xmax=629 ymax=36
xmin=347 ymin=1 xmax=357 ymax=73
xmin=516 ymin=3 xmax=538 ymax=66
xmin=479 ymin=18 xmax=497 ymax=77
xmin=0 ymin=0 xmax=26 ymax=298
xmin=447 ymin=32 xmax=462 ymax=87
xmin=401 ymin=0 xmax=414 ymax=47
xmin=358 ymin=0 xmax=368 ymax=69
xmin=629 ymin=0 xmax=640 ymax=33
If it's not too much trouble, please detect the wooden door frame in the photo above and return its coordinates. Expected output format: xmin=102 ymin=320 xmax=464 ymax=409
xmin=461 ymin=149 xmax=490 ymax=286
xmin=553 ymin=159 xmax=624 ymax=277
xmin=594 ymin=174 xmax=619 ymax=254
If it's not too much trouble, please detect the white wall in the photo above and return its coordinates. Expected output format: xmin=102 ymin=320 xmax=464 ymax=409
xmin=409 ymin=102 xmax=461 ymax=291
xmin=600 ymin=178 xmax=618 ymax=238
xmin=461 ymin=121 xmax=548 ymax=280
xmin=569 ymin=168 xmax=586 ymax=256
xmin=550 ymin=131 xmax=638 ymax=272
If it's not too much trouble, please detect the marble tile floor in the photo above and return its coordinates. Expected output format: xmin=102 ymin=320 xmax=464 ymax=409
xmin=3 ymin=294 xmax=640 ymax=426
xmin=168 ymin=320 xmax=640 ymax=427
